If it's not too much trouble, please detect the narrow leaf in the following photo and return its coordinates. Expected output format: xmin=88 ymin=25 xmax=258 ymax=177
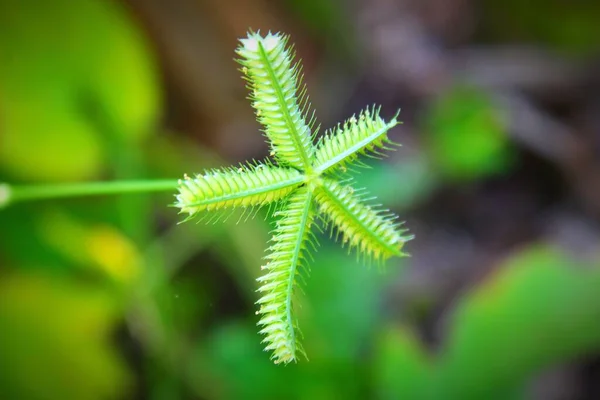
xmin=256 ymin=187 xmax=315 ymax=363
xmin=435 ymin=246 xmax=600 ymax=399
xmin=313 ymin=107 xmax=400 ymax=174
xmin=374 ymin=326 xmax=432 ymax=400
xmin=236 ymin=32 xmax=315 ymax=170
xmin=314 ymin=178 xmax=410 ymax=262
xmin=175 ymin=164 xmax=303 ymax=219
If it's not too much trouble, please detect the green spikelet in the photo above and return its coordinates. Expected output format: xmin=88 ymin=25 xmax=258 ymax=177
xmin=313 ymin=107 xmax=400 ymax=174
xmin=256 ymin=187 xmax=315 ymax=363
xmin=236 ymin=32 xmax=315 ymax=170
xmin=175 ymin=30 xmax=411 ymax=364
xmin=175 ymin=164 xmax=303 ymax=218
xmin=315 ymin=178 xmax=410 ymax=262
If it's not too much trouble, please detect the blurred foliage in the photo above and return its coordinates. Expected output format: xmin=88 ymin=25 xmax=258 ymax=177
xmin=0 ymin=0 xmax=160 ymax=182
xmin=0 ymin=271 xmax=130 ymax=400
xmin=425 ymin=84 xmax=514 ymax=182
xmin=435 ymin=246 xmax=600 ymax=399
xmin=351 ymin=156 xmax=437 ymax=210
xmin=192 ymin=244 xmax=387 ymax=400
xmin=373 ymin=325 xmax=431 ymax=400
xmin=195 ymin=245 xmax=600 ymax=400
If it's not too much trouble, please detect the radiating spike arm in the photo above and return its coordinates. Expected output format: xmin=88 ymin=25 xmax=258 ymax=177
xmin=314 ymin=178 xmax=410 ymax=262
xmin=256 ymin=187 xmax=315 ymax=364
xmin=236 ymin=32 xmax=315 ymax=171
xmin=313 ymin=107 xmax=401 ymax=175
xmin=174 ymin=164 xmax=303 ymax=218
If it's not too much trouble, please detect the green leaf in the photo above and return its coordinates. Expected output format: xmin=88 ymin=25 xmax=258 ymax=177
xmin=425 ymin=85 xmax=513 ymax=182
xmin=196 ymin=245 xmax=388 ymax=398
xmin=435 ymin=246 xmax=600 ymax=399
xmin=0 ymin=0 xmax=160 ymax=181
xmin=0 ymin=271 xmax=130 ymax=400
xmin=195 ymin=322 xmax=297 ymax=399
xmin=301 ymin=244 xmax=390 ymax=363
xmin=373 ymin=326 xmax=432 ymax=400
xmin=350 ymin=156 xmax=437 ymax=210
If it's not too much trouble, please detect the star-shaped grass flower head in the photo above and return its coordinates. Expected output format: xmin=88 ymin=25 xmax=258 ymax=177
xmin=175 ymin=31 xmax=412 ymax=364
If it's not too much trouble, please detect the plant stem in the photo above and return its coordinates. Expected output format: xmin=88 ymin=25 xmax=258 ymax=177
xmin=0 ymin=180 xmax=178 ymax=209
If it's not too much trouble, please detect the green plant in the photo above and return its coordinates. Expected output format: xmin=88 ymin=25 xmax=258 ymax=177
xmin=0 ymin=31 xmax=410 ymax=365
xmin=200 ymin=245 xmax=600 ymax=399
xmin=175 ymin=31 xmax=410 ymax=363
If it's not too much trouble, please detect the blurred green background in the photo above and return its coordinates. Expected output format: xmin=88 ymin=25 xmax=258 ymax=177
xmin=1 ymin=0 xmax=600 ymax=399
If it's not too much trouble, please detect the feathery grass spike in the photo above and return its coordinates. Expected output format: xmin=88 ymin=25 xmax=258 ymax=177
xmin=175 ymin=164 xmax=303 ymax=217
xmin=257 ymin=187 xmax=314 ymax=363
xmin=313 ymin=107 xmax=400 ymax=174
xmin=236 ymin=32 xmax=315 ymax=170
xmin=315 ymin=178 xmax=410 ymax=262
xmin=175 ymin=31 xmax=411 ymax=364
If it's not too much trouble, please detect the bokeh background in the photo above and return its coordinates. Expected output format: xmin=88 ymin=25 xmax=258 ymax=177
xmin=1 ymin=0 xmax=600 ymax=399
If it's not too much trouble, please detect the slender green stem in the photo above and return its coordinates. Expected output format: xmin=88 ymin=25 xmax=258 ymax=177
xmin=0 ymin=180 xmax=178 ymax=208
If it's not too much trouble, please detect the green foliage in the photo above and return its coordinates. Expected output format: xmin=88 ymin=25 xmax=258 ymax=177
xmin=193 ymin=244 xmax=387 ymax=399
xmin=196 ymin=245 xmax=600 ymax=399
xmin=435 ymin=246 xmax=600 ymax=399
xmin=373 ymin=326 xmax=431 ymax=400
xmin=0 ymin=3 xmax=165 ymax=398
xmin=175 ymin=31 xmax=411 ymax=363
xmin=425 ymin=85 xmax=513 ymax=182
xmin=351 ymin=155 xmax=437 ymax=210
xmin=0 ymin=0 xmax=160 ymax=182
xmin=377 ymin=246 xmax=600 ymax=400
xmin=0 ymin=271 xmax=130 ymax=400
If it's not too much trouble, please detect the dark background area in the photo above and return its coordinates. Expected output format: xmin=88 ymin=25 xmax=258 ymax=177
xmin=1 ymin=0 xmax=600 ymax=399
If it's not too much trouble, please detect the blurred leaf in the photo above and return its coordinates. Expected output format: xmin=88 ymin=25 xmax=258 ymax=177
xmin=425 ymin=85 xmax=513 ymax=182
xmin=0 ymin=193 xmax=151 ymax=275
xmin=37 ymin=210 xmax=142 ymax=284
xmin=301 ymin=245 xmax=389 ymax=364
xmin=0 ymin=0 xmax=160 ymax=181
xmin=193 ymin=244 xmax=399 ymax=399
xmin=146 ymin=134 xmax=224 ymax=180
xmin=193 ymin=321 xmax=296 ymax=400
xmin=373 ymin=325 xmax=432 ymax=400
xmin=296 ymin=246 xmax=395 ymax=399
xmin=214 ymin=218 xmax=270 ymax=300
xmin=0 ymin=271 xmax=130 ymax=400
xmin=350 ymin=156 xmax=436 ymax=210
xmin=435 ymin=246 xmax=600 ymax=399
xmin=0 ymin=203 xmax=69 ymax=271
